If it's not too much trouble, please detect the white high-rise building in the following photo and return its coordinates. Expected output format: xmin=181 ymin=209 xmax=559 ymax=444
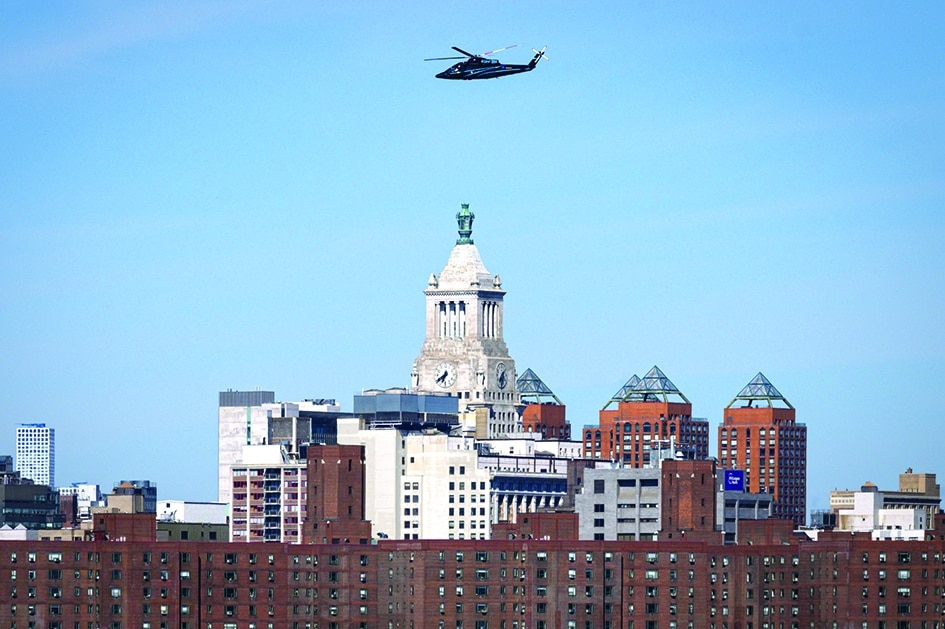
xmin=217 ymin=390 xmax=276 ymax=506
xmin=15 ymin=423 xmax=55 ymax=487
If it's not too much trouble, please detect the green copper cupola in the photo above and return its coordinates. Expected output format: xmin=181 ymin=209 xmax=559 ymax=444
xmin=456 ymin=203 xmax=475 ymax=244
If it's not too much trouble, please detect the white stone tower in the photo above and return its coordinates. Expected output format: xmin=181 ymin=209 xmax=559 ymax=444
xmin=411 ymin=205 xmax=522 ymax=437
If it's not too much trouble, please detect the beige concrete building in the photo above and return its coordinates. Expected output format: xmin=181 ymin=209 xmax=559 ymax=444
xmin=337 ymin=418 xmax=486 ymax=540
xmin=403 ymin=433 xmax=488 ymax=540
xmin=229 ymin=444 xmax=306 ymax=543
xmin=336 ymin=418 xmax=406 ymax=540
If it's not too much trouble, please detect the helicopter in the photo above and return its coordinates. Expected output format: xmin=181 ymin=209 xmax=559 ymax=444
xmin=425 ymin=44 xmax=547 ymax=80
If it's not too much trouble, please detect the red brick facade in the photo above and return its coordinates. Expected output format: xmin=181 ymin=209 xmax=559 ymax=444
xmin=719 ymin=406 xmax=807 ymax=527
xmin=659 ymin=459 xmax=718 ymax=541
xmin=522 ymin=403 xmax=570 ymax=440
xmin=2 ymin=531 xmax=945 ymax=628
xmin=90 ymin=512 xmax=158 ymax=542
xmin=584 ymin=401 xmax=710 ymax=465
xmin=493 ymin=511 xmax=580 ymax=541
xmin=304 ymin=444 xmax=373 ymax=545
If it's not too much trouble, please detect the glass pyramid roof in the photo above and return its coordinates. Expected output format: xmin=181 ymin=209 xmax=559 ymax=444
xmin=603 ymin=365 xmax=690 ymax=409
xmin=726 ymin=372 xmax=794 ymax=409
xmin=517 ymin=368 xmax=562 ymax=405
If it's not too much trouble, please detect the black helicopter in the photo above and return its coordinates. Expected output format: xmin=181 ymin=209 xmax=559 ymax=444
xmin=425 ymin=45 xmax=547 ymax=80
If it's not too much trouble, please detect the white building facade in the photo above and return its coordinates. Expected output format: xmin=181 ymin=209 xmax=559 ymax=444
xmin=836 ymin=489 xmax=928 ymax=540
xmin=218 ymin=390 xmax=276 ymax=506
xmin=157 ymin=500 xmax=229 ymax=525
xmin=58 ymin=483 xmax=102 ymax=521
xmin=15 ymin=423 xmax=54 ymax=487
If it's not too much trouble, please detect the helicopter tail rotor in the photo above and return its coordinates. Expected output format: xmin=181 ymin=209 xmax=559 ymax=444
xmin=529 ymin=47 xmax=548 ymax=68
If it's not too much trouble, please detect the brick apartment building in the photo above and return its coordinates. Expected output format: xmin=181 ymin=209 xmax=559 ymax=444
xmin=3 ymin=521 xmax=945 ymax=628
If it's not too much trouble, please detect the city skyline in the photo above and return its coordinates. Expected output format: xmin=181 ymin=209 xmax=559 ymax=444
xmin=2 ymin=2 xmax=943 ymax=509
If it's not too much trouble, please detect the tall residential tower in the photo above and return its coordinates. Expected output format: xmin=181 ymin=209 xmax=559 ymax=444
xmin=719 ymin=373 xmax=807 ymax=527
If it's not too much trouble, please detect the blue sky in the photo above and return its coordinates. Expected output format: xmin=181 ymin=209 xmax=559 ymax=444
xmin=1 ymin=2 xmax=943 ymax=513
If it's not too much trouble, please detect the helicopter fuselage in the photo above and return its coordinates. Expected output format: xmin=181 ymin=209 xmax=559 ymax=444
xmin=436 ymin=57 xmax=535 ymax=80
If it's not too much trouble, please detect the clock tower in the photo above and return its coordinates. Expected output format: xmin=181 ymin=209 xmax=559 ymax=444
xmin=411 ymin=204 xmax=522 ymax=437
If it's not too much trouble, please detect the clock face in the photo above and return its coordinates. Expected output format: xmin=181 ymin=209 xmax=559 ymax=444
xmin=495 ymin=362 xmax=508 ymax=390
xmin=435 ymin=361 xmax=457 ymax=388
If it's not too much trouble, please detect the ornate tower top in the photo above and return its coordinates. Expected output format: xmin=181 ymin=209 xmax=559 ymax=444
xmin=456 ymin=203 xmax=475 ymax=244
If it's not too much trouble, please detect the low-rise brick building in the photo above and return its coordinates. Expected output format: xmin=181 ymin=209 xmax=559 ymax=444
xmin=2 ymin=517 xmax=945 ymax=628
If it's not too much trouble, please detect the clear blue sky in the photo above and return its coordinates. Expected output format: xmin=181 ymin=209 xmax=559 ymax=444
xmin=1 ymin=2 xmax=943 ymax=513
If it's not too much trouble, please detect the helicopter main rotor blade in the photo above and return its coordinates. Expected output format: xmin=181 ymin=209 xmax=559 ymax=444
xmin=424 ymin=56 xmax=467 ymax=61
xmin=451 ymin=47 xmax=477 ymax=58
xmin=482 ymin=44 xmax=521 ymax=57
